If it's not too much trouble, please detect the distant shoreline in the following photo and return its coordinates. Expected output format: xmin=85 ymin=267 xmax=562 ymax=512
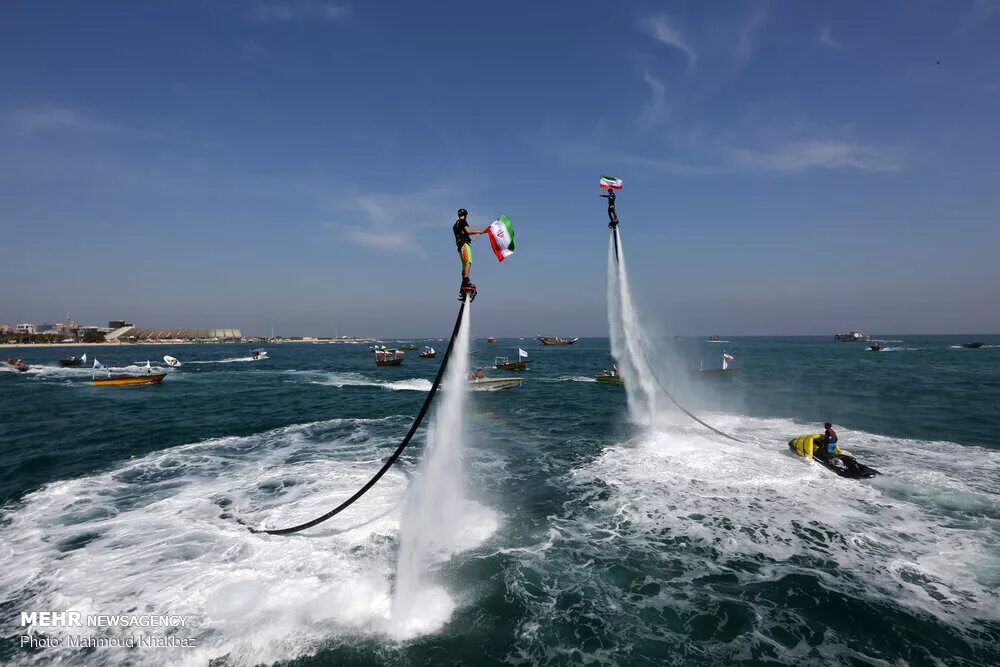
xmin=0 ymin=340 xmax=375 ymax=349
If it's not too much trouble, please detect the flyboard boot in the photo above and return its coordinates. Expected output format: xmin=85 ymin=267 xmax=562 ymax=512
xmin=459 ymin=278 xmax=478 ymax=302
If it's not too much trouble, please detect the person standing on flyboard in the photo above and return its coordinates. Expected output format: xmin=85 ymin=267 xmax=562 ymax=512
xmin=454 ymin=208 xmax=485 ymax=301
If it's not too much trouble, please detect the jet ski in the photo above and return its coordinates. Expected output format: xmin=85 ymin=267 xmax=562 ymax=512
xmin=788 ymin=434 xmax=880 ymax=479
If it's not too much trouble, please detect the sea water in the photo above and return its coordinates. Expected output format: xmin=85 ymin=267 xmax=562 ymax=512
xmin=1 ymin=330 xmax=999 ymax=664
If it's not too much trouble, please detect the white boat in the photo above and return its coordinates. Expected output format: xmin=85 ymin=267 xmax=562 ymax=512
xmin=469 ymin=376 xmax=523 ymax=391
xmin=163 ymin=355 xmax=182 ymax=367
xmin=250 ymin=349 xmax=268 ymax=360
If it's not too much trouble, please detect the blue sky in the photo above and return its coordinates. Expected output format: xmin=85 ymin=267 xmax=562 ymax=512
xmin=2 ymin=0 xmax=999 ymax=336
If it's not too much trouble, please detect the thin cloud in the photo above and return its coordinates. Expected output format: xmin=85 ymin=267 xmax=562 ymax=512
xmin=819 ymin=25 xmax=841 ymax=48
xmin=724 ymin=140 xmax=908 ymax=173
xmin=735 ymin=8 xmax=768 ymax=68
xmin=639 ymin=15 xmax=697 ymax=70
xmin=0 ymin=105 xmax=164 ymax=139
xmin=637 ymin=71 xmax=667 ymax=129
xmin=252 ymin=0 xmax=351 ymax=22
xmin=324 ymin=186 xmax=458 ymax=254
xmin=341 ymin=227 xmax=410 ymax=251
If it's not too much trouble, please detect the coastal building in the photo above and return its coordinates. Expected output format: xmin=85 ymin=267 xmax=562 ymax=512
xmin=108 ymin=320 xmax=132 ymax=329
xmin=0 ymin=324 xmax=10 ymax=333
xmin=15 ymin=323 xmax=36 ymax=334
xmin=106 ymin=327 xmax=244 ymax=342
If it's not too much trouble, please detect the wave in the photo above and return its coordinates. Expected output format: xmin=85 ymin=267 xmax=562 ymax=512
xmin=502 ymin=415 xmax=1000 ymax=663
xmin=287 ymin=370 xmax=432 ymax=392
xmin=187 ymin=357 xmax=257 ymax=364
xmin=0 ymin=416 xmax=444 ymax=665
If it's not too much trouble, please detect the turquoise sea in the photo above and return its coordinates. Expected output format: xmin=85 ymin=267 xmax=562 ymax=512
xmin=2 ymin=333 xmax=999 ymax=665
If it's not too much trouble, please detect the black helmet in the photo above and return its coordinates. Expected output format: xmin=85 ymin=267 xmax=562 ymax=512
xmin=457 ymin=208 xmax=468 ymax=217
xmin=824 ymin=422 xmax=832 ymax=428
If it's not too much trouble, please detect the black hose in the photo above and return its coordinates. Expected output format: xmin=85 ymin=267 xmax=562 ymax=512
xmin=611 ymin=228 xmax=744 ymax=444
xmin=249 ymin=300 xmax=468 ymax=535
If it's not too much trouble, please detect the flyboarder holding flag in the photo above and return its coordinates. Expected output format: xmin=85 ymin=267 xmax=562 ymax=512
xmin=600 ymin=176 xmax=622 ymax=228
xmin=453 ymin=208 xmax=517 ymax=301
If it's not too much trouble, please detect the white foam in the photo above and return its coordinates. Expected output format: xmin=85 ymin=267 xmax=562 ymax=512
xmin=0 ymin=417 xmax=429 ymax=665
xmin=288 ymin=370 xmax=432 ymax=392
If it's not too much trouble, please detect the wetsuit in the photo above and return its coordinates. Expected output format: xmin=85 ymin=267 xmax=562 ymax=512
xmin=453 ymin=218 xmax=472 ymax=268
xmin=601 ymin=190 xmax=619 ymax=227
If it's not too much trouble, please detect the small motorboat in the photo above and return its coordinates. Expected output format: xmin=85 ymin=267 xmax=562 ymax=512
xmin=692 ymin=352 xmax=739 ymax=378
xmin=400 ymin=344 xmax=419 ymax=351
xmin=788 ymin=434 xmax=880 ymax=479
xmin=834 ymin=331 xmax=866 ymax=342
xmin=595 ymin=368 xmax=622 ymax=384
xmin=60 ymin=355 xmax=84 ymax=367
xmin=468 ymin=369 xmax=523 ymax=391
xmin=5 ymin=357 xmax=30 ymax=373
xmin=495 ymin=348 xmax=529 ymax=370
xmin=869 ymin=340 xmax=886 ymax=351
xmin=250 ymin=349 xmax=268 ymax=361
xmin=707 ymin=335 xmax=720 ymax=342
xmin=961 ymin=342 xmax=985 ymax=349
xmin=375 ymin=349 xmax=404 ymax=366
xmin=487 ymin=337 xmax=497 ymax=344
xmin=163 ymin=355 xmax=182 ymax=367
xmin=92 ymin=373 xmax=166 ymax=387
xmin=419 ymin=346 xmax=436 ymax=359
xmin=537 ymin=336 xmax=579 ymax=346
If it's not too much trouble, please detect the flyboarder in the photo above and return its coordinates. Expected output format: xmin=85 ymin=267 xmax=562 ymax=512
xmin=601 ymin=188 xmax=619 ymax=228
xmin=454 ymin=208 xmax=485 ymax=301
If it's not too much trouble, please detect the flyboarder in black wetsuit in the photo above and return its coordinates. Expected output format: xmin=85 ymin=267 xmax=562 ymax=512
xmin=601 ymin=189 xmax=619 ymax=228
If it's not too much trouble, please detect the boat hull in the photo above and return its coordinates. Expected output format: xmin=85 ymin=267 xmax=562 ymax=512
xmin=469 ymin=377 xmax=523 ymax=391
xmin=92 ymin=373 xmax=166 ymax=387
xmin=496 ymin=361 xmax=529 ymax=370
xmin=537 ymin=337 xmax=578 ymax=346
xmin=60 ymin=359 xmax=82 ymax=367
xmin=961 ymin=342 xmax=984 ymax=349
xmin=595 ymin=374 xmax=622 ymax=384
xmin=376 ymin=360 xmax=403 ymax=366
xmin=419 ymin=353 xmax=437 ymax=359
xmin=788 ymin=436 xmax=879 ymax=479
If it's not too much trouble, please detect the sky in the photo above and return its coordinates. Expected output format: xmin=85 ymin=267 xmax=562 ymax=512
xmin=2 ymin=0 xmax=999 ymax=337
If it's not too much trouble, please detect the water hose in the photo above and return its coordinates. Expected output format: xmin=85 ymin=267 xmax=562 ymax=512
xmin=611 ymin=227 xmax=744 ymax=444
xmin=248 ymin=300 xmax=468 ymax=535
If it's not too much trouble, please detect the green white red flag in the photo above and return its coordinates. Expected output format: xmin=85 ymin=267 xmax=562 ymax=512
xmin=486 ymin=214 xmax=516 ymax=262
xmin=600 ymin=175 xmax=623 ymax=190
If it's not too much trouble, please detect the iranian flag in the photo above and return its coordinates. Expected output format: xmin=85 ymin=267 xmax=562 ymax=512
xmin=599 ymin=175 xmax=623 ymax=190
xmin=723 ymin=353 xmax=734 ymax=361
xmin=486 ymin=214 xmax=516 ymax=262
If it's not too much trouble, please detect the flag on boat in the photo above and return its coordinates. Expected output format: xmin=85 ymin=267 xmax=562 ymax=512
xmin=93 ymin=358 xmax=103 ymax=369
xmin=599 ymin=175 xmax=623 ymax=190
xmin=518 ymin=348 xmax=528 ymax=358
xmin=81 ymin=354 xmax=87 ymax=363
xmin=723 ymin=353 xmax=734 ymax=361
xmin=486 ymin=214 xmax=516 ymax=262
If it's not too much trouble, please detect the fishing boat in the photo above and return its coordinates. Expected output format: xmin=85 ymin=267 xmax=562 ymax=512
xmin=834 ymin=331 xmax=866 ymax=342
xmin=788 ymin=434 xmax=880 ymax=479
xmin=693 ymin=352 xmax=739 ymax=378
xmin=250 ymin=349 xmax=268 ymax=360
xmin=375 ymin=349 xmax=404 ymax=366
xmin=537 ymin=336 xmax=579 ymax=346
xmin=487 ymin=337 xmax=497 ymax=344
xmin=60 ymin=354 xmax=85 ymax=367
xmin=961 ymin=342 xmax=985 ymax=349
xmin=595 ymin=368 xmax=622 ymax=384
xmin=707 ymin=335 xmax=720 ymax=342
xmin=869 ymin=340 xmax=886 ymax=351
xmin=163 ymin=355 xmax=182 ymax=367
xmin=400 ymin=344 xmax=418 ymax=351
xmin=419 ymin=346 xmax=436 ymax=359
xmin=92 ymin=373 xmax=166 ymax=387
xmin=495 ymin=348 xmax=529 ymax=370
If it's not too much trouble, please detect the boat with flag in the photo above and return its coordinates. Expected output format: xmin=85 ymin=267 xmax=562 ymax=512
xmin=693 ymin=352 xmax=739 ymax=378
xmin=419 ymin=346 xmax=436 ymax=359
xmin=495 ymin=348 xmax=529 ymax=370
xmin=467 ymin=368 xmax=523 ymax=391
xmin=595 ymin=366 xmax=622 ymax=384
xmin=91 ymin=359 xmax=166 ymax=387
xmin=60 ymin=353 xmax=86 ymax=367
xmin=537 ymin=336 xmax=579 ymax=346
